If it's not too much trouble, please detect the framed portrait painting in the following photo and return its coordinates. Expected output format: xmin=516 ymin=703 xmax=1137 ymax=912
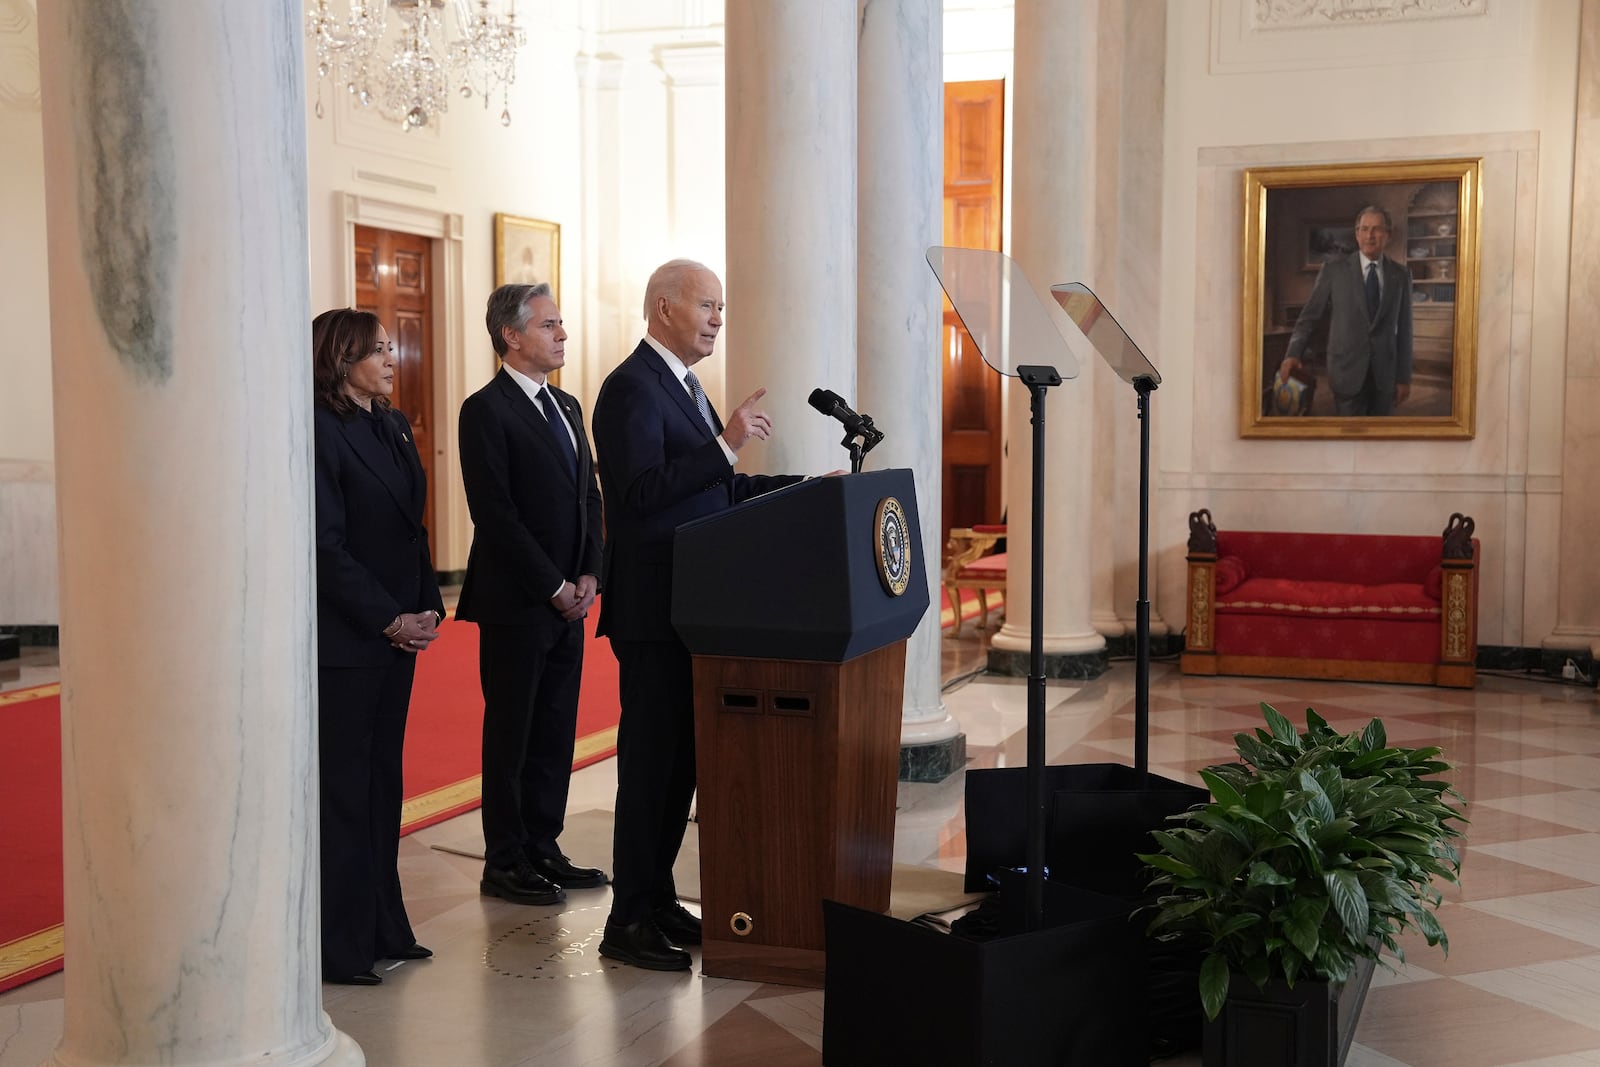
xmin=1239 ymin=158 xmax=1481 ymax=439
xmin=493 ymin=213 xmax=561 ymax=302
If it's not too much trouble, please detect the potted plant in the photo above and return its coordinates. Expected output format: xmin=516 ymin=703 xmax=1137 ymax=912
xmin=1138 ymin=703 xmax=1465 ymax=1067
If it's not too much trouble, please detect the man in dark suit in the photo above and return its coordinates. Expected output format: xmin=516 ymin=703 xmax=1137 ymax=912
xmin=1278 ymin=205 xmax=1414 ymax=416
xmin=457 ymin=283 xmax=607 ymax=905
xmin=591 ymin=258 xmax=805 ymax=971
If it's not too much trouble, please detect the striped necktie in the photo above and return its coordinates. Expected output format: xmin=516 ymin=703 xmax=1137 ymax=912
xmin=684 ymin=370 xmax=716 ymax=432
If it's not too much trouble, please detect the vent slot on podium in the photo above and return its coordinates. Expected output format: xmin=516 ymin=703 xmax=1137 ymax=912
xmin=772 ymin=693 xmax=814 ymax=716
xmin=718 ymin=690 xmax=761 ymax=712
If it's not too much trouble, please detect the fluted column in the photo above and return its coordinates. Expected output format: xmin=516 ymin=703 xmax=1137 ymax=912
xmin=38 ymin=4 xmax=359 ymax=1065
xmin=1549 ymin=0 xmax=1600 ymax=663
xmin=990 ymin=0 xmax=1109 ymax=677
xmin=856 ymin=0 xmax=956 ymax=779
xmin=724 ymin=1 xmax=857 ymax=475
xmin=658 ymin=43 xmax=730 ymax=410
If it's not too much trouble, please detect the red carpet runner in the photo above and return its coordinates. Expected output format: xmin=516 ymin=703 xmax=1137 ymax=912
xmin=0 ymin=609 xmax=621 ymax=994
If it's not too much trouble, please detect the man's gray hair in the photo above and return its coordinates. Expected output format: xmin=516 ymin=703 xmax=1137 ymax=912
xmin=486 ymin=282 xmax=552 ymax=356
xmin=1353 ymin=205 xmax=1393 ymax=232
xmin=642 ymin=259 xmax=712 ymax=322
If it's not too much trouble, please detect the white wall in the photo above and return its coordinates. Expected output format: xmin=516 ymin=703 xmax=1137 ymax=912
xmin=0 ymin=0 xmax=57 ymax=625
xmin=1154 ymin=0 xmax=1582 ymax=648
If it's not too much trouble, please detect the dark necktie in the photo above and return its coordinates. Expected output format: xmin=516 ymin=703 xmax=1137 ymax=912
xmin=1365 ymin=261 xmax=1380 ymax=319
xmin=536 ymin=386 xmax=577 ymax=478
xmin=684 ymin=370 xmax=717 ymax=433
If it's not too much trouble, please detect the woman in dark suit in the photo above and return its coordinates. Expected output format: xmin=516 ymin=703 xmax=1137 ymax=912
xmin=312 ymin=308 xmax=445 ymax=985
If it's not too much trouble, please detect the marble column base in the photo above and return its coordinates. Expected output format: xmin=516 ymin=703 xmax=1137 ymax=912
xmin=899 ymin=733 xmax=967 ymax=783
xmin=986 ymin=646 xmax=1109 ymax=680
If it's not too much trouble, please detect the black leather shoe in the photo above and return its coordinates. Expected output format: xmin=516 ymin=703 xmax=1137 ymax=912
xmin=324 ymin=970 xmax=382 ymax=986
xmin=652 ymin=901 xmax=702 ymax=946
xmin=386 ymin=942 xmax=433 ymax=960
xmin=481 ymin=861 xmax=566 ymax=906
xmin=531 ymin=854 xmax=608 ymax=889
xmin=599 ymin=919 xmax=692 ymax=971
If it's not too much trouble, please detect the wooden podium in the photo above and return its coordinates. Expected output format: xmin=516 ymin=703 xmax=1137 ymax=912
xmin=672 ymin=469 xmax=928 ymax=986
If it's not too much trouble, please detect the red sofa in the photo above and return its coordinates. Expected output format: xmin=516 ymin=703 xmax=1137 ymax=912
xmin=1180 ymin=510 xmax=1479 ymax=688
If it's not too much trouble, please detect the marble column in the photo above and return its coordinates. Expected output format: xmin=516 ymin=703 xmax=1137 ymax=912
xmin=576 ymin=52 xmax=627 ymax=412
xmin=989 ymin=0 xmax=1108 ymax=678
xmin=37 ymin=4 xmax=360 ymax=1066
xmin=856 ymin=0 xmax=956 ymax=781
xmin=724 ymin=1 xmax=857 ymax=475
xmin=1549 ymin=0 xmax=1600 ymax=665
xmin=658 ymin=43 xmax=730 ymax=411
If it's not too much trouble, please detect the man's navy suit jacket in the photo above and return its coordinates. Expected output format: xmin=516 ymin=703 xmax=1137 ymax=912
xmin=591 ymin=341 xmax=802 ymax=642
xmin=455 ymin=369 xmax=603 ymax=627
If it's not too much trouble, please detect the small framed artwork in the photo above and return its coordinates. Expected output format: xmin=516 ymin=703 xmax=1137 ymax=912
xmin=493 ymin=213 xmax=561 ymax=303
xmin=1303 ymin=220 xmax=1355 ymax=270
xmin=1240 ymin=157 xmax=1482 ymax=439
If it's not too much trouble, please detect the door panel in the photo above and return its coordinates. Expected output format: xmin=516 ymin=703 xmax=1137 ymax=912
xmin=354 ymin=224 xmax=437 ymax=538
xmin=941 ymin=80 xmax=1006 ymax=539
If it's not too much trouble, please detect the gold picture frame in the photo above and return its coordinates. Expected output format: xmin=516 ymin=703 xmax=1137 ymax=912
xmin=1240 ymin=158 xmax=1481 ymax=439
xmin=493 ymin=213 xmax=561 ymax=303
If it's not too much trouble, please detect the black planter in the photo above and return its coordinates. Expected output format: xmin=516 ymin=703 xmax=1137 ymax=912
xmin=821 ymin=878 xmax=1146 ymax=1066
xmin=1202 ymin=954 xmax=1379 ymax=1067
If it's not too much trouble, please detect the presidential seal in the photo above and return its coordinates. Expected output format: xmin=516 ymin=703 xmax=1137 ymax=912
xmin=874 ymin=496 xmax=912 ymax=596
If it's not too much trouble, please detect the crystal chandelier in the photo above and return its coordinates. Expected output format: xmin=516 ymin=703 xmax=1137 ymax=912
xmin=306 ymin=0 xmax=527 ymax=131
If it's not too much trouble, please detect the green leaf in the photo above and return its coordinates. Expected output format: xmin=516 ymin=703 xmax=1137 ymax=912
xmin=1298 ymin=771 xmax=1337 ymax=824
xmin=1247 ymin=861 xmax=1295 ymax=887
xmin=1305 ymin=707 xmax=1329 ymax=734
xmin=1200 ymin=768 xmax=1246 ymax=810
xmin=1362 ymin=718 xmax=1388 ymax=752
xmin=1416 ymin=907 xmax=1447 ymax=947
xmin=1140 ymin=854 xmax=1198 ymax=878
xmin=1262 ymin=703 xmax=1299 ymax=746
xmin=1284 ymin=905 xmax=1322 ymax=960
xmin=1199 ymin=953 xmax=1230 ymax=1021
xmin=1324 ymin=869 xmax=1370 ymax=939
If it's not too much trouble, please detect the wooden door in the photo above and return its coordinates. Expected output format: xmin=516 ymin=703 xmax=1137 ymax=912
xmin=941 ymin=80 xmax=1006 ymax=537
xmin=354 ymin=225 xmax=437 ymax=537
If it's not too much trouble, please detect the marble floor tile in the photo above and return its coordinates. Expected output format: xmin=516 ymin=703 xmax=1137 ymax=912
xmin=1389 ymin=901 xmax=1600 ymax=976
xmin=1457 ymin=954 xmax=1600 ymax=1030
xmin=1459 ymin=801 xmax=1594 ymax=846
xmin=1476 ymin=790 xmax=1600 ymax=834
xmin=1483 ymin=755 xmax=1600 ymax=791
xmin=1353 ymin=978 xmax=1600 ymax=1067
xmin=1475 ymin=833 xmax=1600 ymax=884
xmin=1446 ymin=848 xmax=1593 ymax=902
xmin=1469 ymin=886 xmax=1600 ymax=950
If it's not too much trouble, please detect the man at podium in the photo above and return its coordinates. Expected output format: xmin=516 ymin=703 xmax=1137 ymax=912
xmin=592 ymin=258 xmax=804 ymax=971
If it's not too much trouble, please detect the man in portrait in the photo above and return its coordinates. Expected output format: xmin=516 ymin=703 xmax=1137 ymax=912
xmin=1276 ymin=205 xmax=1413 ymax=416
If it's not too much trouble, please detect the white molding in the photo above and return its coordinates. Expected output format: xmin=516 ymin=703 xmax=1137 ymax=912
xmin=1250 ymin=0 xmax=1487 ymax=31
xmin=655 ymin=42 xmax=722 ymax=86
xmin=1212 ymin=0 xmax=1525 ymax=74
xmin=0 ymin=459 xmax=52 ymax=483
xmin=338 ymin=193 xmax=470 ymax=569
xmin=0 ymin=0 xmax=38 ymax=110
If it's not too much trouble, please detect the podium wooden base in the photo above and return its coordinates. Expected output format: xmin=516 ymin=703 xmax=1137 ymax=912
xmin=692 ymin=642 xmax=906 ymax=987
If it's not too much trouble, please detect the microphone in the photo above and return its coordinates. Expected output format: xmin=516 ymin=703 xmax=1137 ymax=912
xmin=808 ymin=388 xmax=868 ymax=435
